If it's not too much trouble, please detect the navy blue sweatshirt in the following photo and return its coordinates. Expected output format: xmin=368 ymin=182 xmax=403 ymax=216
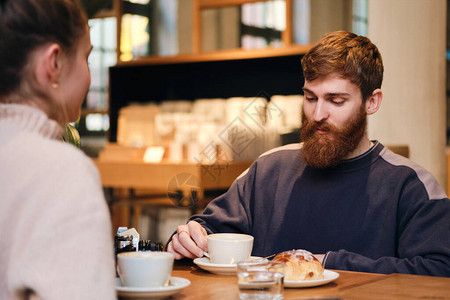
xmin=189 ymin=142 xmax=450 ymax=276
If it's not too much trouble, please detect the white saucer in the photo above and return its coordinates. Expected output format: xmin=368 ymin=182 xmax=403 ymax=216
xmin=284 ymin=270 xmax=340 ymax=288
xmin=193 ymin=256 xmax=266 ymax=276
xmin=116 ymin=276 xmax=190 ymax=299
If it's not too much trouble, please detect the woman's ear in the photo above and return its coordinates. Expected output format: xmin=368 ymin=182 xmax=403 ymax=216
xmin=34 ymin=43 xmax=62 ymax=88
xmin=365 ymin=88 xmax=383 ymax=115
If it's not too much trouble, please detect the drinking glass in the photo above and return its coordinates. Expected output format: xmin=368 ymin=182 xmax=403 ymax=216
xmin=237 ymin=260 xmax=285 ymax=300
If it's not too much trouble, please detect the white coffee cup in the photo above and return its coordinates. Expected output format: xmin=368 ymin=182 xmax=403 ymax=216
xmin=117 ymin=251 xmax=174 ymax=287
xmin=207 ymin=233 xmax=254 ymax=264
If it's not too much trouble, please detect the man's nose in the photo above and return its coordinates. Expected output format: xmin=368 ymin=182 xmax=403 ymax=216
xmin=312 ymin=100 xmax=329 ymax=122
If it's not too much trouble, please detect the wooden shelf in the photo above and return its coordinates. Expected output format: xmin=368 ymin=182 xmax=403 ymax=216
xmin=192 ymin=0 xmax=294 ymax=54
xmin=116 ymin=44 xmax=313 ymax=67
xmin=108 ymin=49 xmax=307 ymax=142
xmin=91 ymin=9 xmax=116 ymax=19
xmin=99 ymin=0 xmax=298 ymax=65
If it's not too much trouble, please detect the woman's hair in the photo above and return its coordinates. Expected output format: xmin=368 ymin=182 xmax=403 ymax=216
xmin=301 ymin=31 xmax=384 ymax=102
xmin=0 ymin=0 xmax=88 ymax=98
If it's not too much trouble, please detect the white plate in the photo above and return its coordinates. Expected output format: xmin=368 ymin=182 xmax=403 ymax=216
xmin=116 ymin=276 xmax=190 ymax=299
xmin=193 ymin=256 xmax=266 ymax=275
xmin=284 ymin=270 xmax=340 ymax=288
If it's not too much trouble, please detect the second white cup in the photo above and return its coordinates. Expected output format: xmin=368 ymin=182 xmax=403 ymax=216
xmin=207 ymin=233 xmax=254 ymax=264
xmin=117 ymin=251 xmax=174 ymax=287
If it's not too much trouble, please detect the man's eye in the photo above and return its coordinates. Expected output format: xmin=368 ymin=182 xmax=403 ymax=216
xmin=331 ymin=99 xmax=344 ymax=105
xmin=305 ymin=97 xmax=316 ymax=102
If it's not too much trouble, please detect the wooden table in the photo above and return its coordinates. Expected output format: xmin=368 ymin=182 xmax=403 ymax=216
xmin=166 ymin=260 xmax=450 ymax=300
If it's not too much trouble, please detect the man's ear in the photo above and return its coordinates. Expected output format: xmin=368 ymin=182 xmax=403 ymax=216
xmin=34 ymin=43 xmax=62 ymax=88
xmin=365 ymin=88 xmax=382 ymax=115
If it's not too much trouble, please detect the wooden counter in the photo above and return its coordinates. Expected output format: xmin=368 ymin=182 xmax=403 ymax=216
xmin=94 ymin=159 xmax=252 ymax=231
xmin=94 ymin=160 xmax=251 ymax=191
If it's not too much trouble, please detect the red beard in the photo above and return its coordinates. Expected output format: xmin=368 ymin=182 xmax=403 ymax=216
xmin=300 ymin=106 xmax=367 ymax=169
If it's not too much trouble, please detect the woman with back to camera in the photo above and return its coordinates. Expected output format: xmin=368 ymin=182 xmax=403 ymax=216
xmin=0 ymin=0 xmax=116 ymax=299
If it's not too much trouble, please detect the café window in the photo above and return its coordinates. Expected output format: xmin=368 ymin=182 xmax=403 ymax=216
xmin=199 ymin=0 xmax=367 ymax=53
xmin=352 ymin=0 xmax=368 ymax=36
xmin=120 ymin=0 xmax=151 ymax=61
xmin=87 ymin=17 xmax=116 ymax=120
xmin=120 ymin=0 xmax=178 ymax=60
xmin=77 ymin=17 xmax=116 ymax=156
xmin=241 ymin=0 xmax=286 ymax=49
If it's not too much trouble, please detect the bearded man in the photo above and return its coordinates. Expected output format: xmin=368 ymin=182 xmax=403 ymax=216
xmin=167 ymin=31 xmax=450 ymax=277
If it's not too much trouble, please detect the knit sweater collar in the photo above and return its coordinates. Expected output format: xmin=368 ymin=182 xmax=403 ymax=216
xmin=0 ymin=104 xmax=62 ymax=140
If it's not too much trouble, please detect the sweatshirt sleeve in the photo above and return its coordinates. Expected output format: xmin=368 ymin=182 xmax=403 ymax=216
xmin=325 ymin=174 xmax=450 ymax=277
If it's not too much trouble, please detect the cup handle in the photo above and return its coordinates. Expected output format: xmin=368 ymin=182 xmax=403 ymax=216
xmin=203 ymin=251 xmax=210 ymax=258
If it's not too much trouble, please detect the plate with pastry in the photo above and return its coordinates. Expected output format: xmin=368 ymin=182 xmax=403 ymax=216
xmin=272 ymin=249 xmax=339 ymax=288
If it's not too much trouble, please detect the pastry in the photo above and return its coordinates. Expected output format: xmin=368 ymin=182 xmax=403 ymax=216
xmin=272 ymin=249 xmax=324 ymax=281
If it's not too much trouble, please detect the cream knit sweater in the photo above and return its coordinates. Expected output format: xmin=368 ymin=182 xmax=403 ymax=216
xmin=0 ymin=104 xmax=117 ymax=300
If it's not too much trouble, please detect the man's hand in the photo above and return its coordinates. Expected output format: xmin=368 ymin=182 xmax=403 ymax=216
xmin=167 ymin=221 xmax=208 ymax=260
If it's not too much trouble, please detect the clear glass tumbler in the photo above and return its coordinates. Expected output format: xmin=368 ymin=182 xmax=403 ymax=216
xmin=237 ymin=260 xmax=285 ymax=300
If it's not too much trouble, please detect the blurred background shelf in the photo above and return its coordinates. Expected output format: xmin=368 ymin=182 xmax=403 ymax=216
xmin=94 ymin=144 xmax=252 ymax=239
